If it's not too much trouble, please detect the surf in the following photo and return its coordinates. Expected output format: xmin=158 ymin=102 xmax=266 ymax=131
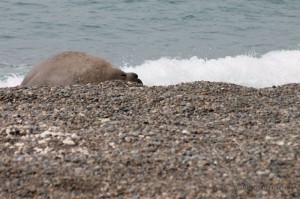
xmin=1 ymin=50 xmax=300 ymax=88
xmin=123 ymin=50 xmax=300 ymax=88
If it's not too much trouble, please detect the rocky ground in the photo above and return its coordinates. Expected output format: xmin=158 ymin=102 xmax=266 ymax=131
xmin=0 ymin=80 xmax=299 ymax=199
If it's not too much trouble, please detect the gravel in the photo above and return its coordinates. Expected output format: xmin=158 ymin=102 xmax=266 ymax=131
xmin=0 ymin=80 xmax=299 ymax=198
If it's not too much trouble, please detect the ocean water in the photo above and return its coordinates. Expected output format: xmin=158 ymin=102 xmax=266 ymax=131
xmin=0 ymin=0 xmax=300 ymax=88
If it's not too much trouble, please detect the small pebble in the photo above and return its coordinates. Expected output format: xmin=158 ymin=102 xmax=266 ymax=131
xmin=63 ymin=138 xmax=76 ymax=146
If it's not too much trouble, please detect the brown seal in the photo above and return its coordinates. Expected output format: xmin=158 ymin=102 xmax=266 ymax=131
xmin=21 ymin=51 xmax=142 ymax=86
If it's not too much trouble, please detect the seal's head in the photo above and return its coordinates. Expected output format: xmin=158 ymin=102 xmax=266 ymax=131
xmin=106 ymin=67 xmax=143 ymax=84
xmin=126 ymin=72 xmax=143 ymax=84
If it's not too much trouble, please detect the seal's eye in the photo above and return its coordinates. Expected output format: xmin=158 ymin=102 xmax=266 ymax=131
xmin=121 ymin=73 xmax=126 ymax=79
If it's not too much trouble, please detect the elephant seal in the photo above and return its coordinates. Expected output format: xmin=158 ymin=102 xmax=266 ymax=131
xmin=21 ymin=51 xmax=142 ymax=86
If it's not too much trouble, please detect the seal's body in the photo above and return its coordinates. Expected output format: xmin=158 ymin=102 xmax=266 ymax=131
xmin=21 ymin=51 xmax=142 ymax=86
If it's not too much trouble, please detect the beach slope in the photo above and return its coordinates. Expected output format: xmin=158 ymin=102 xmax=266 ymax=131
xmin=0 ymin=81 xmax=299 ymax=198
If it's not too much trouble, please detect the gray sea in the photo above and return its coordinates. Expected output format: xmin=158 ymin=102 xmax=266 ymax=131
xmin=1 ymin=0 xmax=300 ymax=87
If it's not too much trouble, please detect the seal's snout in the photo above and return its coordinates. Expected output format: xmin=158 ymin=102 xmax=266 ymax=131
xmin=136 ymin=78 xmax=143 ymax=84
xmin=127 ymin=72 xmax=143 ymax=85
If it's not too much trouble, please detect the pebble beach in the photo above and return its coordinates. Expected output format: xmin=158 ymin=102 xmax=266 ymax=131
xmin=0 ymin=80 xmax=299 ymax=198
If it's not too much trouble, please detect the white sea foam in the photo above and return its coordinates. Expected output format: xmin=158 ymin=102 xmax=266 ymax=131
xmin=0 ymin=74 xmax=24 ymax=88
xmin=123 ymin=50 xmax=300 ymax=88
xmin=1 ymin=50 xmax=300 ymax=88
